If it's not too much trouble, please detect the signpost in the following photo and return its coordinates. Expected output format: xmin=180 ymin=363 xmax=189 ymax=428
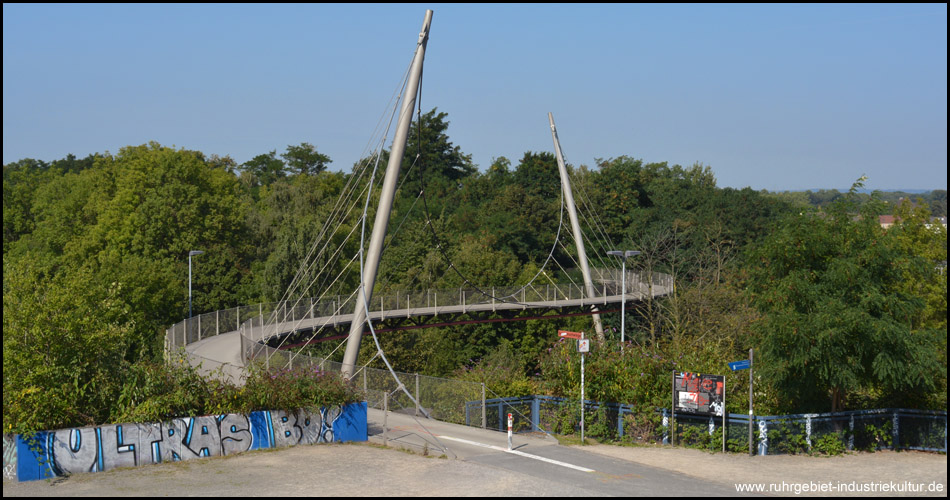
xmin=728 ymin=359 xmax=750 ymax=371
xmin=729 ymin=349 xmax=754 ymax=456
xmin=579 ymin=332 xmax=586 ymax=444
xmin=558 ymin=330 xmax=583 ymax=340
xmin=560 ymin=330 xmax=587 ymax=443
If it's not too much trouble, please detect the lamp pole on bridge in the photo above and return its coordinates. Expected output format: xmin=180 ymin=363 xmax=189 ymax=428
xmin=607 ymin=250 xmax=640 ymax=348
xmin=188 ymin=250 xmax=204 ymax=319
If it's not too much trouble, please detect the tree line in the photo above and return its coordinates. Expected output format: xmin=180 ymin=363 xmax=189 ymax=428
xmin=3 ymin=109 xmax=946 ymax=435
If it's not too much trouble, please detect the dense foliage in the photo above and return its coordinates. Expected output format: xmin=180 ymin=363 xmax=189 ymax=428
xmin=4 ymin=110 xmax=946 ymax=438
xmin=746 ymin=183 xmax=945 ymax=412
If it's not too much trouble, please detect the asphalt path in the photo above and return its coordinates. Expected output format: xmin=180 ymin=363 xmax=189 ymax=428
xmin=3 ymin=408 xmax=748 ymax=497
xmin=5 ymin=408 xmax=944 ymax=497
xmin=367 ymin=408 xmax=743 ymax=496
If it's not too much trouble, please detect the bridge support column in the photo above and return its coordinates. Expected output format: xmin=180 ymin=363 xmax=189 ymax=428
xmin=341 ymin=10 xmax=433 ymax=380
xmin=549 ymin=113 xmax=605 ymax=342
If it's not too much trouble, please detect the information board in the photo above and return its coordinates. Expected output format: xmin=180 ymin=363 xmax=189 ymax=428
xmin=673 ymin=371 xmax=725 ymax=416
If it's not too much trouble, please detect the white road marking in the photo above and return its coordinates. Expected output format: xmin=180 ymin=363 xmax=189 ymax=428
xmin=437 ymin=435 xmax=595 ymax=473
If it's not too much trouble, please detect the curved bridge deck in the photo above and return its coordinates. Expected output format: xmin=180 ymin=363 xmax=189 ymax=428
xmin=168 ymin=271 xmax=672 ymax=377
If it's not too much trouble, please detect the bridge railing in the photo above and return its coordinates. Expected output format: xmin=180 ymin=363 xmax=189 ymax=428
xmin=165 ymin=270 xmax=674 ymax=353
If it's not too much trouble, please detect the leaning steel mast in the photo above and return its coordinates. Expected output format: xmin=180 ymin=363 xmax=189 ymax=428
xmin=548 ymin=112 xmax=606 ymax=342
xmin=341 ymin=10 xmax=433 ymax=379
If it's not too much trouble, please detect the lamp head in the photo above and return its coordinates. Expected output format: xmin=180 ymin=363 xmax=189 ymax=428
xmin=608 ymin=250 xmax=641 ymax=259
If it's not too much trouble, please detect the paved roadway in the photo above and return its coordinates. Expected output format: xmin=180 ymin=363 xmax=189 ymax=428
xmin=6 ymin=407 xmax=946 ymax=496
xmin=2 ymin=408 xmax=750 ymax=497
xmin=365 ymin=408 xmax=743 ymax=496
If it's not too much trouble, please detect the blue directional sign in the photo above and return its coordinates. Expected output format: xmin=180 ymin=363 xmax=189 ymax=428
xmin=728 ymin=359 xmax=751 ymax=371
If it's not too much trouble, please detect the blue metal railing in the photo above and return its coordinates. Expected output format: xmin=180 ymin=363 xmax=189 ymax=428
xmin=465 ymin=395 xmax=948 ymax=455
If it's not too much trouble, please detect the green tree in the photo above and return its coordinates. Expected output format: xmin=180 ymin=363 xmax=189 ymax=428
xmin=745 ymin=182 xmax=943 ymax=412
xmin=241 ymin=150 xmax=287 ymax=186
xmin=3 ymin=257 xmax=134 ymax=433
xmin=249 ymin=171 xmax=360 ymax=302
xmin=5 ymin=142 xmax=256 ymax=358
xmin=281 ymin=142 xmax=331 ymax=176
xmin=403 ymin=107 xmax=476 ymax=185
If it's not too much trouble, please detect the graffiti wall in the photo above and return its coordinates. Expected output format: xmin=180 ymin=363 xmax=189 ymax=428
xmin=12 ymin=402 xmax=366 ymax=482
xmin=3 ymin=434 xmax=16 ymax=480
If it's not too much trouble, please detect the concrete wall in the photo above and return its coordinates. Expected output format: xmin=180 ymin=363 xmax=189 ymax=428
xmin=8 ymin=402 xmax=367 ymax=482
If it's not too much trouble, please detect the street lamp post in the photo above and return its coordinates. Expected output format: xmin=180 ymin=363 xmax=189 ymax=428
xmin=607 ymin=250 xmax=641 ymax=347
xmin=188 ymin=250 xmax=204 ymax=318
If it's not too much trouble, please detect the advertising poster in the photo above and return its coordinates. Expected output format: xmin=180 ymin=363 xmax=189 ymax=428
xmin=674 ymin=371 xmax=725 ymax=416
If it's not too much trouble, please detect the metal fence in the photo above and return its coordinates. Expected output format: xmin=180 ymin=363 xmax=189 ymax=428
xmin=241 ymin=336 xmax=487 ymax=428
xmin=466 ymin=395 xmax=636 ymax=437
xmin=464 ymin=395 xmax=947 ymax=455
xmin=161 ymin=270 xmax=674 ymax=439
xmin=164 ymin=269 xmax=674 ymax=352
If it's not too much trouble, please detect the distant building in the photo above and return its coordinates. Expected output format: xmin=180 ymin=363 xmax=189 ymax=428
xmin=878 ymin=197 xmax=947 ymax=230
xmin=879 ymin=215 xmax=897 ymax=229
xmin=878 ymin=214 xmax=947 ymax=230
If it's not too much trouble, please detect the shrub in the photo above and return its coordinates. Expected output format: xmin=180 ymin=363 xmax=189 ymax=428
xmin=111 ymin=357 xmax=217 ymax=423
xmin=453 ymin=344 xmax=539 ymax=398
xmin=239 ymin=361 xmax=363 ymax=413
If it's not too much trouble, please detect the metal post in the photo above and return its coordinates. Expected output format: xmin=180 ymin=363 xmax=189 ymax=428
xmin=671 ymin=370 xmax=676 ymax=446
xmin=481 ymin=383 xmax=486 ymax=430
xmin=341 ymin=9 xmax=433 ymax=380
xmin=383 ymin=392 xmax=389 ymax=446
xmin=608 ymin=251 xmax=640 ymax=348
xmin=415 ymin=373 xmax=421 ymax=416
xmin=723 ymin=377 xmax=726 ymax=453
xmin=621 ymin=258 xmax=625 ymax=347
xmin=550 ymin=112 xmax=603 ymax=341
xmin=580 ymin=331 xmax=585 ymax=444
xmin=532 ymin=397 xmax=541 ymax=432
xmin=849 ymin=415 xmax=855 ymax=451
xmin=749 ymin=348 xmax=754 ymax=456
xmin=893 ymin=411 xmax=900 ymax=450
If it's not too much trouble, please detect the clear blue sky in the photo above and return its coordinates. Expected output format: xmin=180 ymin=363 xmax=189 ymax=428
xmin=3 ymin=3 xmax=947 ymax=191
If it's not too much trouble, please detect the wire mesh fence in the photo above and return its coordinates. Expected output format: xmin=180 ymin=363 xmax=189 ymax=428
xmin=237 ymin=335 xmax=487 ymax=428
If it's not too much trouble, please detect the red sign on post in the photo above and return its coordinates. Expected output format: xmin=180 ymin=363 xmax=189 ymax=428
xmin=558 ymin=330 xmax=583 ymax=340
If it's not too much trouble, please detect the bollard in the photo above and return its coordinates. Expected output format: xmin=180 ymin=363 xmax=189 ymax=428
xmin=384 ymin=392 xmax=389 ymax=447
xmin=507 ymin=413 xmax=513 ymax=450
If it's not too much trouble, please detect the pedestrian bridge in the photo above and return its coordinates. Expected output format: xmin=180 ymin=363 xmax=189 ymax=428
xmin=167 ymin=269 xmax=672 ymax=380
